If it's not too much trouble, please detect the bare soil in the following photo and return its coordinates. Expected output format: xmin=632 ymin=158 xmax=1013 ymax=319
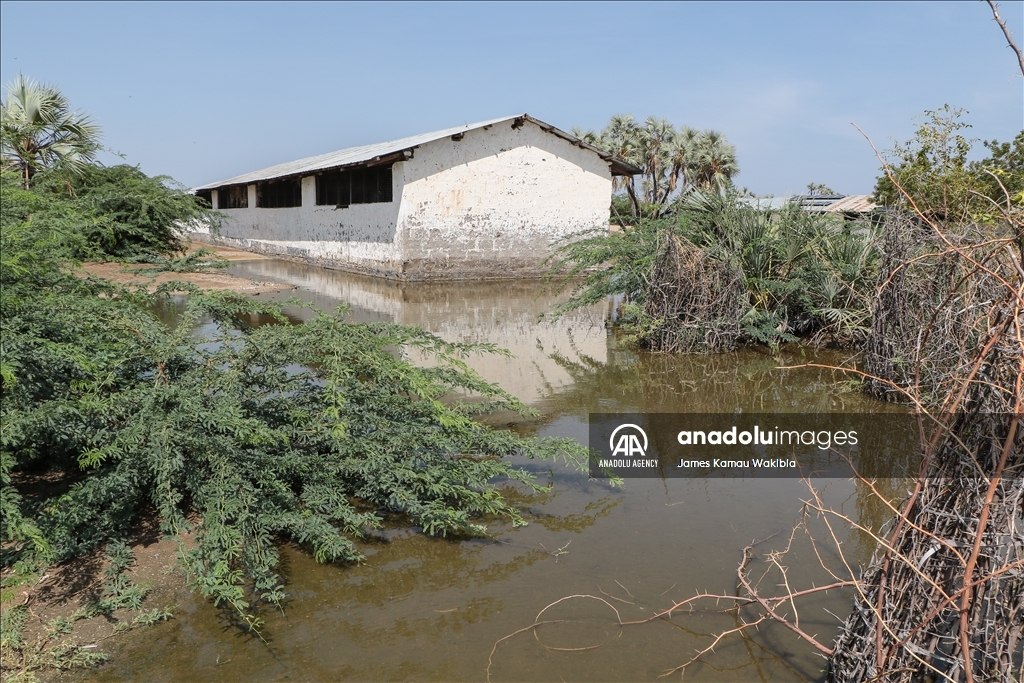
xmin=75 ymin=244 xmax=293 ymax=294
xmin=1 ymin=515 xmax=191 ymax=682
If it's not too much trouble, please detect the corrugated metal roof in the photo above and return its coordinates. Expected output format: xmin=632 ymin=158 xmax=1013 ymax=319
xmin=739 ymin=194 xmax=878 ymax=214
xmin=797 ymin=194 xmax=876 ymax=213
xmin=195 ymin=114 xmax=639 ymax=191
xmin=818 ymin=195 xmax=877 ymax=213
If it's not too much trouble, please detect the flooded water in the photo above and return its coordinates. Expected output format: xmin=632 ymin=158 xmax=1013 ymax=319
xmin=93 ymin=258 xmax=907 ymax=682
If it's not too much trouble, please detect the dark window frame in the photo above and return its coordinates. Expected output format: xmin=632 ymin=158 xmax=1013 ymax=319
xmin=217 ymin=185 xmax=248 ymax=209
xmin=195 ymin=190 xmax=213 ymax=208
xmin=256 ymin=178 xmax=302 ymax=209
xmin=316 ymin=165 xmax=393 ymax=207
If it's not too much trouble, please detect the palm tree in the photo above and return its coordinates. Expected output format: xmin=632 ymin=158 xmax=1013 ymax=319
xmin=599 ymin=114 xmax=642 ymax=216
xmin=585 ymin=114 xmax=740 ymax=214
xmin=663 ymin=125 xmax=700 ymax=205
xmin=691 ymin=130 xmax=738 ymax=195
xmin=637 ymin=116 xmax=675 ymax=207
xmin=570 ymin=126 xmax=599 ymax=145
xmin=1 ymin=75 xmax=101 ymax=188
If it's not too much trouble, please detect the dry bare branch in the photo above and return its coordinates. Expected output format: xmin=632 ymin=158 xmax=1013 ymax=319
xmin=986 ymin=0 xmax=1024 ymax=77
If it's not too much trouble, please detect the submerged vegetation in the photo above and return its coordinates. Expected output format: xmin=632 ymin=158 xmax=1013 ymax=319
xmin=537 ymin=106 xmax=1023 ymax=680
xmin=2 ymin=61 xmax=1021 ymax=681
xmin=0 ymin=80 xmax=587 ymax=678
xmin=545 ymin=101 xmax=1022 ymax=679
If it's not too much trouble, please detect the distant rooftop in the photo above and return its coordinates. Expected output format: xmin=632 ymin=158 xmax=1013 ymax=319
xmin=796 ymin=194 xmax=877 ymax=213
xmin=195 ymin=114 xmax=639 ymax=191
xmin=742 ymin=194 xmax=877 ymax=214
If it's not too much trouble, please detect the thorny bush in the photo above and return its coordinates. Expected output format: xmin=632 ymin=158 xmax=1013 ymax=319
xmin=0 ymin=167 xmax=587 ymax=631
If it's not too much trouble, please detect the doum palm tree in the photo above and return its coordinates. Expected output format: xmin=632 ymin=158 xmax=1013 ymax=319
xmin=585 ymin=115 xmax=739 ymax=217
xmin=598 ymin=114 xmax=643 ymax=216
xmin=690 ymin=130 xmax=738 ymax=196
xmin=0 ymin=74 xmax=101 ymax=188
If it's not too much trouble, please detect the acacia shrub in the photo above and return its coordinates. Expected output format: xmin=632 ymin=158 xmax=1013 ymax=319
xmin=1 ymin=170 xmax=586 ymax=626
xmin=68 ymin=164 xmax=213 ymax=258
xmin=5 ymin=165 xmax=214 ymax=261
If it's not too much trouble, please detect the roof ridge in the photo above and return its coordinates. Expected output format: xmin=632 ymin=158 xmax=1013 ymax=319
xmin=194 ymin=114 xmax=526 ymax=190
xmin=194 ymin=114 xmax=638 ymax=190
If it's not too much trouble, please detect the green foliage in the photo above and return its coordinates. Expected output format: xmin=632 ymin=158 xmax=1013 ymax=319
xmin=577 ymin=114 xmax=739 ymax=217
xmin=1 ymin=166 xmax=588 ymax=631
xmin=677 ymin=194 xmax=878 ymax=347
xmin=1 ymin=602 xmax=29 ymax=651
xmin=872 ymin=105 xmax=974 ymax=217
xmin=67 ymin=164 xmax=212 ymax=258
xmin=971 ymin=130 xmax=1024 ymax=207
xmin=1 ymin=75 xmax=101 ymax=187
xmin=806 ymin=182 xmax=837 ymax=195
xmin=57 ymin=165 xmax=212 ymax=258
xmin=0 ymin=541 xmax=171 ymax=681
xmin=872 ymin=105 xmax=1023 ymax=222
xmin=546 ymin=192 xmax=878 ymax=350
xmin=1 ymin=164 xmax=216 ymax=262
xmin=128 ymin=248 xmax=229 ymax=275
xmin=545 ymin=218 xmax=670 ymax=320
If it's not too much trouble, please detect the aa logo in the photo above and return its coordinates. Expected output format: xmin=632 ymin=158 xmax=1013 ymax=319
xmin=609 ymin=424 xmax=648 ymax=457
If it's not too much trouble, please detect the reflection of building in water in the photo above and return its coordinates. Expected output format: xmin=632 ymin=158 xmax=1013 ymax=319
xmin=230 ymin=259 xmax=608 ymax=403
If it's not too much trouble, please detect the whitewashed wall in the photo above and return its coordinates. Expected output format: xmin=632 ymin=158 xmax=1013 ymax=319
xmin=207 ymin=176 xmax=407 ymax=278
xmin=199 ymin=119 xmax=613 ymax=279
xmin=396 ymin=120 xmax=611 ymax=278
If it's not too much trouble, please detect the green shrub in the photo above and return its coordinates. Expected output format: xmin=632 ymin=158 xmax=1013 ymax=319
xmin=1 ymin=166 xmax=587 ymax=630
xmin=2 ymin=165 xmax=215 ymax=262
xmin=546 ymin=192 xmax=879 ymax=350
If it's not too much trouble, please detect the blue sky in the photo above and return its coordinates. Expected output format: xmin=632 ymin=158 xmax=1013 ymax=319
xmin=1 ymin=1 xmax=1021 ymax=195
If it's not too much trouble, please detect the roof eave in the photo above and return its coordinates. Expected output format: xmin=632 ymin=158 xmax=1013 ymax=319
xmin=608 ymin=159 xmax=642 ymax=176
xmin=193 ymin=149 xmax=416 ymax=191
xmin=520 ymin=115 xmax=639 ymax=176
xmin=195 ymin=113 xmax=640 ymax=190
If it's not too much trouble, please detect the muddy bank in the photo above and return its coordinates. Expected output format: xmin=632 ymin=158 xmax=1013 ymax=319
xmin=76 ymin=245 xmax=294 ymax=294
xmin=0 ymin=514 xmax=189 ymax=683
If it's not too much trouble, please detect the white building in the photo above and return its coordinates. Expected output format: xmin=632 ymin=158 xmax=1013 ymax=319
xmin=192 ymin=115 xmax=637 ymax=280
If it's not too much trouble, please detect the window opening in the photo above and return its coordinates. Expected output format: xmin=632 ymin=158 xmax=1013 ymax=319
xmin=217 ymin=185 xmax=248 ymax=209
xmin=257 ymin=178 xmax=302 ymax=208
xmin=316 ymin=165 xmax=393 ymax=207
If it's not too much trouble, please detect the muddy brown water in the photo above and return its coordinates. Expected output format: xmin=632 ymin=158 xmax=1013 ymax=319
xmin=90 ymin=258 xmax=907 ymax=682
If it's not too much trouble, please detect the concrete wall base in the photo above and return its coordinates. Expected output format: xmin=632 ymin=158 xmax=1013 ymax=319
xmin=189 ymin=232 xmax=558 ymax=281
